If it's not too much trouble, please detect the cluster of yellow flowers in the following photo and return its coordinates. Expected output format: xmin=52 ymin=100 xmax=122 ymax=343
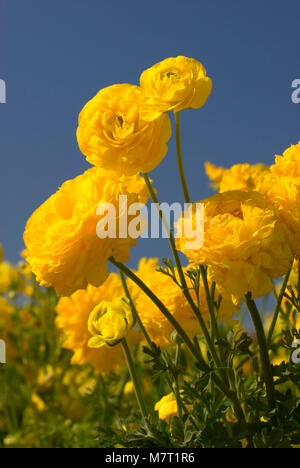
xmin=22 ymin=55 xmax=214 ymax=370
xmin=23 ymin=56 xmax=212 ymax=298
xmin=21 ymin=55 xmax=300 ymax=424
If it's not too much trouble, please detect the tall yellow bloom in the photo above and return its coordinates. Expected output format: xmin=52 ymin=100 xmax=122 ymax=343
xmin=204 ymin=162 xmax=273 ymax=194
xmin=140 ymin=56 xmax=212 ymax=120
xmin=131 ymin=258 xmax=237 ymax=347
xmin=24 ymin=167 xmax=149 ymax=296
xmin=77 ymin=84 xmax=171 ymax=175
xmin=176 ymin=191 xmax=293 ymax=302
xmin=269 ymin=142 xmax=300 ymax=256
xmin=56 ymin=274 xmax=141 ymax=375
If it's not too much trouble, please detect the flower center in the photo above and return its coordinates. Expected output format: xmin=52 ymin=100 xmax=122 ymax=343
xmin=117 ymin=115 xmax=124 ymax=128
xmin=161 ymin=70 xmax=179 ymax=83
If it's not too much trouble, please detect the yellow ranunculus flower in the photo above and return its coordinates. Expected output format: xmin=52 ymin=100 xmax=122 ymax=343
xmin=176 ymin=191 xmax=293 ymax=303
xmin=155 ymin=391 xmax=192 ymax=421
xmin=269 ymin=142 xmax=300 ymax=256
xmin=56 ymin=274 xmax=141 ymax=375
xmin=140 ymin=56 xmax=212 ymax=120
xmin=204 ymin=161 xmax=273 ymax=194
xmin=88 ymin=297 xmax=133 ymax=348
xmin=131 ymin=258 xmax=237 ymax=347
xmin=77 ymin=84 xmax=171 ymax=175
xmin=23 ymin=167 xmax=149 ymax=296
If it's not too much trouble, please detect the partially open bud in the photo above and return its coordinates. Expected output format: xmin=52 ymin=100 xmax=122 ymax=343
xmin=170 ymin=330 xmax=184 ymax=345
xmin=88 ymin=297 xmax=133 ymax=348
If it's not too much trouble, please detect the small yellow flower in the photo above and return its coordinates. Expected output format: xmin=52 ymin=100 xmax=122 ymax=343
xmin=24 ymin=167 xmax=149 ymax=296
xmin=31 ymin=393 xmax=47 ymax=413
xmin=176 ymin=191 xmax=293 ymax=302
xmin=204 ymin=161 xmax=273 ymax=194
xmin=88 ymin=297 xmax=133 ymax=348
xmin=155 ymin=393 xmax=178 ymax=421
xmin=155 ymin=391 xmax=192 ymax=421
xmin=77 ymin=84 xmax=171 ymax=175
xmin=124 ymin=381 xmax=134 ymax=395
xmin=140 ymin=56 xmax=212 ymax=120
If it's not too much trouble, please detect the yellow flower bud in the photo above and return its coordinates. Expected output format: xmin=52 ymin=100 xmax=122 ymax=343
xmin=88 ymin=297 xmax=133 ymax=348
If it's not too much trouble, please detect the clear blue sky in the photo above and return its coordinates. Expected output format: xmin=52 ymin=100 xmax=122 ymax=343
xmin=1 ymin=0 xmax=299 ymax=267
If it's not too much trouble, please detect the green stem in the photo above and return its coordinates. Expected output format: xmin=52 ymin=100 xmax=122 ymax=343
xmin=267 ymin=269 xmax=291 ymax=347
xmin=120 ymin=266 xmax=185 ymax=416
xmin=173 ymin=344 xmax=183 ymax=420
xmin=121 ymin=339 xmax=149 ymax=423
xmin=200 ymin=266 xmax=220 ymax=343
xmin=119 ymin=269 xmax=155 ymax=352
xmin=142 ymin=173 xmax=225 ymax=381
xmin=245 ymin=293 xmax=276 ymax=409
xmin=175 ymin=112 xmax=190 ymax=203
xmin=173 ymin=376 xmax=183 ymax=421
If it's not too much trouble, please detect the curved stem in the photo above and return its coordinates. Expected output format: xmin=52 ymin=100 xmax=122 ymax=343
xmin=175 ymin=112 xmax=190 ymax=203
xmin=267 ymin=269 xmax=291 ymax=347
xmin=245 ymin=293 xmax=276 ymax=409
xmin=119 ymin=269 xmax=155 ymax=352
xmin=200 ymin=266 xmax=220 ymax=343
xmin=121 ymin=339 xmax=149 ymax=423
